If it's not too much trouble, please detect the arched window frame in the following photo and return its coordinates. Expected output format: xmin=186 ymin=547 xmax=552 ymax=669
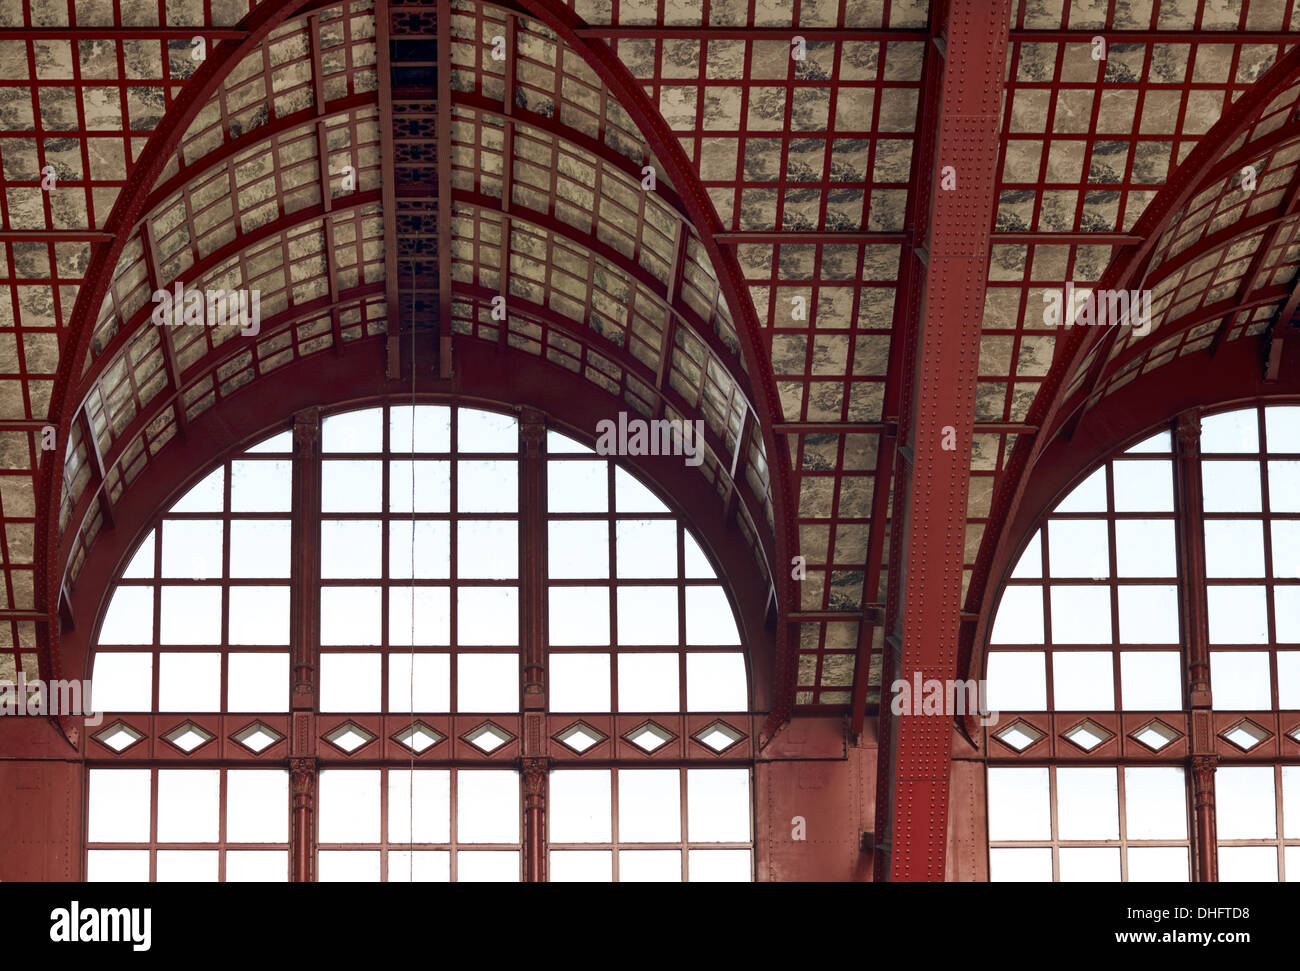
xmin=981 ymin=398 xmax=1300 ymax=883
xmin=82 ymin=398 xmax=758 ymax=882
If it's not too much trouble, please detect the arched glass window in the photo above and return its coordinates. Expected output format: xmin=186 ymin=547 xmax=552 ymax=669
xmin=84 ymin=403 xmax=753 ymax=882
xmin=983 ymin=401 xmax=1300 ymax=882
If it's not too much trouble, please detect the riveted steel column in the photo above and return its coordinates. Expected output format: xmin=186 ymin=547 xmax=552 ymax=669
xmin=878 ymin=0 xmax=1010 ymax=882
xmin=519 ymin=409 xmax=549 ymax=881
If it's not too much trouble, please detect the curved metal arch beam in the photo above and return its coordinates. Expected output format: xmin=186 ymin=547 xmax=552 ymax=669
xmin=34 ymin=0 xmax=328 ymax=731
xmin=72 ymin=189 xmax=382 ymax=405
xmin=451 ymin=190 xmax=753 ymax=403
xmin=960 ymin=45 xmax=1300 ymax=697
xmin=56 ymin=337 xmax=781 ymax=728
xmin=59 ymin=282 xmax=387 ymax=572
xmin=509 ymin=0 xmax=798 ymax=737
xmin=144 ymin=92 xmax=380 ymax=216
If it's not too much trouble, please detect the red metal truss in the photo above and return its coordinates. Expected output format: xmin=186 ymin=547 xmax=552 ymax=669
xmin=964 ymin=44 xmax=1300 ymax=703
xmin=875 ymin=0 xmax=1010 ymax=882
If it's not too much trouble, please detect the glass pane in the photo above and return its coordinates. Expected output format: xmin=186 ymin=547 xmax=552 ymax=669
xmin=321 ymin=520 xmax=382 ymax=578
xmin=1054 ymin=467 xmax=1106 ymax=512
xmin=1056 ymin=767 xmax=1119 ymax=839
xmin=456 ymin=653 xmax=518 ymax=712
xmin=1047 ymin=520 xmax=1109 ymax=578
xmin=161 ymin=520 xmax=223 ymax=579
xmin=247 ymin=430 xmax=292 ymax=454
xmin=1009 ymin=531 xmax=1042 ymax=579
xmin=388 ymin=587 xmax=451 ymax=646
xmin=228 ymin=586 xmax=290 ymax=645
xmin=1127 ymin=846 xmax=1189 ymax=881
xmin=687 ymin=849 xmax=750 ymax=881
xmin=319 ymin=653 xmax=381 ymax=712
xmin=1051 ymin=651 xmax=1113 ymax=710
xmin=1204 ymin=520 xmax=1266 ymax=577
xmin=227 ymin=770 xmax=289 ymax=842
xmin=682 ymin=531 xmax=716 ymax=579
xmin=550 ymin=850 xmax=613 ymax=882
xmin=226 ymin=850 xmax=288 ymax=881
xmin=549 ymin=770 xmax=612 ymax=843
xmin=87 ymin=850 xmax=150 ymax=882
xmin=685 ymin=587 xmax=741 ymax=644
xmin=458 ymin=409 xmax=518 ymax=452
xmin=457 ymin=771 xmax=520 ymax=843
xmin=1210 ymin=651 xmax=1272 ymax=710
xmin=1117 ymin=585 xmax=1179 ymax=643
xmin=227 ymin=652 xmax=288 ymax=712
xmin=617 ymin=586 xmax=678 ymax=645
xmin=1049 ymin=585 xmax=1111 ymax=643
xmin=686 ymin=769 xmax=750 ymax=842
xmin=1207 ymin=585 xmax=1269 ymax=643
xmin=549 ymin=653 xmax=611 ymax=712
xmin=548 ymin=521 xmax=609 ymax=578
xmin=1268 ymin=461 xmax=1300 ymax=512
xmin=615 ymin=467 xmax=669 ymax=513
xmin=318 ymin=851 xmax=381 ymax=881
xmin=548 ymin=587 xmax=609 ymax=646
xmin=1216 ymin=766 xmax=1276 ymax=839
xmin=989 ymin=587 xmax=1044 ymax=644
xmin=1119 ymin=651 xmax=1182 ymax=709
xmin=685 ymin=653 xmax=747 ymax=711
xmin=1058 ymin=847 xmax=1119 ymax=881
xmin=388 ymin=653 xmax=451 ymax=712
xmin=157 ymin=850 xmax=218 ymax=881
xmin=1201 ymin=460 xmax=1262 ymax=513
xmin=457 ymin=588 xmax=518 ymax=645
xmin=98 ymin=587 xmax=154 ymax=645
xmin=457 ymin=460 xmax=516 ymax=513
xmin=1112 ymin=460 xmax=1173 ymax=512
xmin=456 ymin=851 xmax=519 ymax=881
xmin=618 ymin=769 xmax=680 ymax=842
xmin=1114 ymin=520 xmax=1176 ymax=577
xmin=1200 ymin=409 xmax=1258 ymax=452
xmin=159 ymin=652 xmax=219 ymax=711
xmin=389 ymin=521 xmax=450 ymax=579
xmin=390 ymin=405 xmax=451 ymax=452
xmin=89 ymin=652 xmax=153 ymax=711
xmin=229 ymin=520 xmax=291 ymax=578
xmin=322 ymin=408 xmax=382 ymax=452
xmin=157 ymin=769 xmax=219 ymax=842
xmin=230 ymin=460 xmax=291 ymax=512
xmin=984 ymin=651 xmax=1047 ymax=711
xmin=618 ymin=653 xmax=679 ymax=711
xmin=1218 ymin=846 xmax=1278 ymax=882
xmin=320 ymin=586 xmax=382 ymax=645
xmin=548 ymin=461 xmax=608 ymax=513
xmin=989 ymin=847 xmax=1052 ymax=881
xmin=388 ymin=850 xmax=450 ymax=882
xmin=318 ymin=770 xmax=380 ymax=842
xmin=170 ymin=467 xmax=224 ymax=513
xmin=618 ymin=849 xmax=680 ymax=881
xmin=88 ymin=769 xmax=151 ymax=842
xmin=987 ymin=767 xmax=1051 ymax=840
xmin=121 ymin=531 xmax=155 ymax=579
xmin=458 ymin=521 xmax=518 ymax=579
xmin=160 ymin=586 xmax=222 ymax=644
xmin=1124 ymin=767 xmax=1187 ymax=839
xmin=322 ymin=460 xmax=383 ymax=513
xmin=1265 ymin=405 xmax=1300 ymax=452
xmin=390 ymin=460 xmax=451 ymax=513
xmin=616 ymin=520 xmax=677 ymax=578
xmin=388 ymin=769 xmax=450 ymax=843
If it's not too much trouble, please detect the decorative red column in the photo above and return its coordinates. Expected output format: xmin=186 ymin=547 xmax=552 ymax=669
xmin=519 ymin=409 xmax=549 ymax=881
xmin=1191 ymin=754 xmax=1218 ymax=882
xmin=291 ymin=758 xmax=317 ymax=883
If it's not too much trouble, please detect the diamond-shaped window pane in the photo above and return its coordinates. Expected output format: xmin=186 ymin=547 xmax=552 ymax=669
xmin=324 ymin=721 xmax=376 ymax=753
xmin=232 ymin=722 xmax=283 ymax=753
xmin=162 ymin=721 xmax=214 ymax=753
xmin=1289 ymin=725 xmax=1300 ymax=745
xmin=994 ymin=719 xmax=1044 ymax=752
xmin=393 ymin=722 xmax=444 ymax=753
xmin=555 ymin=722 xmax=606 ymax=753
xmin=94 ymin=720 xmax=144 ymax=753
xmin=626 ymin=722 xmax=674 ymax=752
xmin=1062 ymin=719 xmax=1113 ymax=752
xmin=695 ymin=721 xmax=743 ymax=752
xmin=1131 ymin=720 xmax=1180 ymax=751
xmin=1222 ymin=720 xmax=1270 ymax=751
xmin=465 ymin=723 xmax=512 ymax=753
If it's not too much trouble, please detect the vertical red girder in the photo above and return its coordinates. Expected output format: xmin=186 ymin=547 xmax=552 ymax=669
xmin=880 ymin=0 xmax=1009 ymax=882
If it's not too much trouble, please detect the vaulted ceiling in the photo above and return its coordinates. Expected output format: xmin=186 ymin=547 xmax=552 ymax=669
xmin=2 ymin=1 xmax=1300 ymax=872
